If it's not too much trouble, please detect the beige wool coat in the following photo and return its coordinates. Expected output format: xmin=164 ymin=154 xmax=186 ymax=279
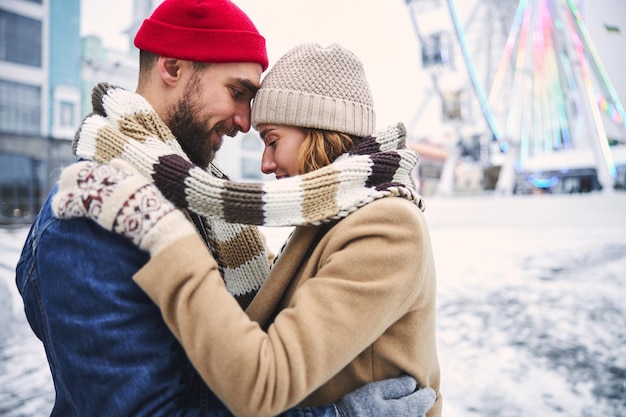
xmin=134 ymin=196 xmax=442 ymax=417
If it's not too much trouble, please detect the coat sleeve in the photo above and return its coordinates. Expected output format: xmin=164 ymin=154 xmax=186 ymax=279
xmin=134 ymin=198 xmax=432 ymax=417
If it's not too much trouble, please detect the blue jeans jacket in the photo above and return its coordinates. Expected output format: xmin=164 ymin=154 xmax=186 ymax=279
xmin=16 ymin=187 xmax=335 ymax=417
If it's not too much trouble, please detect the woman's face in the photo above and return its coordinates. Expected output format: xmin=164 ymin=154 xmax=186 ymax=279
xmin=257 ymin=124 xmax=307 ymax=179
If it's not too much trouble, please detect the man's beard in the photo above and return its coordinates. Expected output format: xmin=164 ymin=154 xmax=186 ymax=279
xmin=167 ymin=76 xmax=237 ymax=168
xmin=169 ymin=100 xmax=218 ymax=168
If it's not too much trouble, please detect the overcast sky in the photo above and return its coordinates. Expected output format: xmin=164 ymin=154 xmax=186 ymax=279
xmin=80 ymin=0 xmax=432 ymax=132
xmin=79 ymin=0 xmax=626 ymax=143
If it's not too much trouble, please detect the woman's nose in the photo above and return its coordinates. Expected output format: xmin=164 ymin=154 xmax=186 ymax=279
xmin=261 ymin=149 xmax=276 ymax=175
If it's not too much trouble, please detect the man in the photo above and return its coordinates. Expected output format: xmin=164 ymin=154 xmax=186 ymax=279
xmin=16 ymin=0 xmax=433 ymax=415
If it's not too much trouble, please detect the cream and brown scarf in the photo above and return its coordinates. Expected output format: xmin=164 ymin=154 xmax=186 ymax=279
xmin=73 ymin=83 xmax=424 ymax=308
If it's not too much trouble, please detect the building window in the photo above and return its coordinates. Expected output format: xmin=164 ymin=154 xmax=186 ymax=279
xmin=0 ymin=9 xmax=42 ymax=67
xmin=241 ymin=132 xmax=263 ymax=150
xmin=240 ymin=131 xmax=264 ymax=180
xmin=241 ymin=157 xmax=263 ymax=180
xmin=0 ymin=153 xmax=44 ymax=219
xmin=0 ymin=80 xmax=42 ymax=135
xmin=60 ymin=102 xmax=74 ymax=127
xmin=52 ymin=85 xmax=81 ymax=139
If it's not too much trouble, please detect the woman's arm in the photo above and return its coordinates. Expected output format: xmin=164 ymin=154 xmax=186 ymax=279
xmin=51 ymin=160 xmax=435 ymax=417
xmin=134 ymin=198 xmax=428 ymax=417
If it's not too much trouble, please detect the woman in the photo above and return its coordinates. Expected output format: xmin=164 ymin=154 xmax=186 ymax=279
xmin=53 ymin=43 xmax=441 ymax=417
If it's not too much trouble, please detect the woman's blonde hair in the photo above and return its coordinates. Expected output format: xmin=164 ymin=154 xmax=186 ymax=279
xmin=298 ymin=129 xmax=360 ymax=174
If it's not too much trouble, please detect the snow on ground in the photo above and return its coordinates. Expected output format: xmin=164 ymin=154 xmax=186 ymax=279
xmin=0 ymin=226 xmax=54 ymax=417
xmin=423 ymin=193 xmax=626 ymax=417
xmin=1 ymin=192 xmax=625 ymax=416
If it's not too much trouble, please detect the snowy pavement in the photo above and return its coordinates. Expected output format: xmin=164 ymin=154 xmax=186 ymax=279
xmin=1 ymin=192 xmax=625 ymax=416
xmin=423 ymin=193 xmax=626 ymax=417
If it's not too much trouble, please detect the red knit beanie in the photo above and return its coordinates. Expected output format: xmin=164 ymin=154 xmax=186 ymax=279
xmin=134 ymin=0 xmax=268 ymax=70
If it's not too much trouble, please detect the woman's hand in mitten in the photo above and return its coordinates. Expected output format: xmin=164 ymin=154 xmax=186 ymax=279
xmin=52 ymin=158 xmax=196 ymax=256
xmin=335 ymin=375 xmax=435 ymax=417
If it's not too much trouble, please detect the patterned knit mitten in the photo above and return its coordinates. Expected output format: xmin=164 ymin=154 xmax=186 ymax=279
xmin=52 ymin=158 xmax=196 ymax=256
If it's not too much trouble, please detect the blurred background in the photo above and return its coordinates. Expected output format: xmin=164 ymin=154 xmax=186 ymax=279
xmin=0 ymin=1 xmax=625 ymax=416
xmin=1 ymin=0 xmax=625 ymax=222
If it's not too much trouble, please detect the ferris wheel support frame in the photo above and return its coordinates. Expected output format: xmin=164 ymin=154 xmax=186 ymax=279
xmin=447 ymin=0 xmax=503 ymax=143
xmin=405 ymin=0 xmax=466 ymax=196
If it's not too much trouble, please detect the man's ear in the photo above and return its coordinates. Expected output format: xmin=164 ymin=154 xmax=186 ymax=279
xmin=157 ymin=57 xmax=182 ymax=86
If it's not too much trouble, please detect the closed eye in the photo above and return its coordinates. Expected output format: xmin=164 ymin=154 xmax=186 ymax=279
xmin=228 ymin=77 xmax=259 ymax=103
xmin=231 ymin=87 xmax=244 ymax=100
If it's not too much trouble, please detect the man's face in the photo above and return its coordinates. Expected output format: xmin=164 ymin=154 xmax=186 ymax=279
xmin=168 ymin=62 xmax=262 ymax=168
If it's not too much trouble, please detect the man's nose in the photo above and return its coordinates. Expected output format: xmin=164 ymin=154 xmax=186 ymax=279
xmin=233 ymin=105 xmax=251 ymax=133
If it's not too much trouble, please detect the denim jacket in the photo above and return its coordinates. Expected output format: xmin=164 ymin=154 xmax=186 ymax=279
xmin=16 ymin=187 xmax=336 ymax=417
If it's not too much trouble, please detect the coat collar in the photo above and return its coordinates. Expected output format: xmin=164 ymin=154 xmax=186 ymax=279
xmin=245 ymin=225 xmax=323 ymax=326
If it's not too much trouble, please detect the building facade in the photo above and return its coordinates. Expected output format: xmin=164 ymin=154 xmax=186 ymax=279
xmin=0 ymin=0 xmax=81 ymax=223
xmin=0 ymin=0 xmax=266 ymax=223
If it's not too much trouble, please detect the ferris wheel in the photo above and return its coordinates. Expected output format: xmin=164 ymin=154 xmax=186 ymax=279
xmin=405 ymin=0 xmax=625 ymax=194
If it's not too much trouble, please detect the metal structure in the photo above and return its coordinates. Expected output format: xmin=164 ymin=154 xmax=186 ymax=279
xmin=405 ymin=0 xmax=626 ymax=194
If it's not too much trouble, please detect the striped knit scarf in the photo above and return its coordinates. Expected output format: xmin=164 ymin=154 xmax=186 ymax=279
xmin=73 ymin=83 xmax=424 ymax=307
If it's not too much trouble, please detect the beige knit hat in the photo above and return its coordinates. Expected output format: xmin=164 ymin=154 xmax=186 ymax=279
xmin=252 ymin=43 xmax=375 ymax=137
